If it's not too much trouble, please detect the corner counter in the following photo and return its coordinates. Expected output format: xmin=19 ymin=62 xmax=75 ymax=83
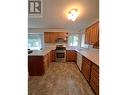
xmin=66 ymin=47 xmax=99 ymax=66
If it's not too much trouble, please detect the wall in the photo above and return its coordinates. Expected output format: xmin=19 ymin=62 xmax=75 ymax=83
xmin=29 ymin=28 xmax=71 ymax=33
xmin=28 ymin=28 xmax=79 ymax=47
xmin=28 ymin=18 xmax=99 ymax=48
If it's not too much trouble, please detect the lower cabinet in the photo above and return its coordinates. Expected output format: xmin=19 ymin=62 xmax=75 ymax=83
xmin=28 ymin=56 xmax=44 ymax=76
xmin=81 ymin=56 xmax=99 ymax=95
xmin=51 ymin=50 xmax=56 ymax=62
xmin=28 ymin=51 xmax=52 ymax=76
xmin=43 ymin=52 xmax=50 ymax=72
xmin=81 ymin=56 xmax=91 ymax=81
xmin=90 ymin=63 xmax=99 ymax=95
xmin=66 ymin=50 xmax=77 ymax=62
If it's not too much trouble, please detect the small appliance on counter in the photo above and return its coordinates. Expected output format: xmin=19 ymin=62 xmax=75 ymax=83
xmin=28 ymin=49 xmax=33 ymax=54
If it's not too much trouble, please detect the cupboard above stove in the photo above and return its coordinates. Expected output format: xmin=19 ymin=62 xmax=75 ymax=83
xmin=44 ymin=32 xmax=68 ymax=43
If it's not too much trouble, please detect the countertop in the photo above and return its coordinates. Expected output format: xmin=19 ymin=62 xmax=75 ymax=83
xmin=29 ymin=62 xmax=95 ymax=95
xmin=76 ymin=48 xmax=99 ymax=66
xmin=66 ymin=47 xmax=99 ymax=66
xmin=28 ymin=47 xmax=99 ymax=66
xmin=28 ymin=47 xmax=55 ymax=56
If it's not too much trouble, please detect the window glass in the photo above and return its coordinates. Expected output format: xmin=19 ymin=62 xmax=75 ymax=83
xmin=28 ymin=34 xmax=42 ymax=50
xmin=68 ymin=34 xmax=79 ymax=46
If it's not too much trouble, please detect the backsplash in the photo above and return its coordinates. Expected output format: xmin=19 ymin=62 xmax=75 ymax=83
xmin=45 ymin=43 xmax=67 ymax=47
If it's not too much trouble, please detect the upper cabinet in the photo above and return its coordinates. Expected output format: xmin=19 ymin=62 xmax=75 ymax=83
xmin=85 ymin=21 xmax=99 ymax=45
xmin=44 ymin=32 xmax=68 ymax=43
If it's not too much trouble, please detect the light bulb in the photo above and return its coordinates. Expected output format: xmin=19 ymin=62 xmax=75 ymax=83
xmin=67 ymin=13 xmax=72 ymax=20
xmin=67 ymin=9 xmax=78 ymax=21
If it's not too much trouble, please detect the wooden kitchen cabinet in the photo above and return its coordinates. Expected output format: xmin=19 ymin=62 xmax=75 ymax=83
xmin=51 ymin=32 xmax=57 ymax=43
xmin=50 ymin=50 xmax=56 ymax=62
xmin=85 ymin=21 xmax=99 ymax=45
xmin=28 ymin=56 xmax=44 ymax=76
xmin=90 ymin=63 xmax=99 ymax=95
xmin=44 ymin=32 xmax=50 ymax=43
xmin=44 ymin=32 xmax=68 ymax=43
xmin=81 ymin=56 xmax=91 ymax=82
xmin=43 ymin=52 xmax=51 ymax=72
xmin=85 ymin=28 xmax=91 ymax=44
xmin=28 ymin=51 xmax=52 ymax=76
xmin=93 ymin=40 xmax=99 ymax=49
xmin=81 ymin=56 xmax=99 ymax=95
xmin=66 ymin=50 xmax=77 ymax=62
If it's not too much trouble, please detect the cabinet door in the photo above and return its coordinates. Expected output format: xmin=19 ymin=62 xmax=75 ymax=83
xmin=44 ymin=32 xmax=68 ymax=43
xmin=90 ymin=63 xmax=99 ymax=95
xmin=44 ymin=32 xmax=56 ymax=43
xmin=28 ymin=56 xmax=44 ymax=76
xmin=85 ymin=28 xmax=90 ymax=44
xmin=85 ymin=21 xmax=99 ymax=45
xmin=43 ymin=54 xmax=48 ymax=72
xmin=43 ymin=52 xmax=51 ymax=72
xmin=81 ymin=56 xmax=91 ymax=81
xmin=89 ymin=23 xmax=99 ymax=44
xmin=52 ymin=32 xmax=57 ymax=43
xmin=66 ymin=50 xmax=77 ymax=62
xmin=44 ymin=32 xmax=51 ymax=43
xmin=51 ymin=50 xmax=56 ymax=62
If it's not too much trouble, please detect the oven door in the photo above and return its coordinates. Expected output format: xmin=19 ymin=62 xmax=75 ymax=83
xmin=56 ymin=52 xmax=65 ymax=58
xmin=56 ymin=51 xmax=66 ymax=62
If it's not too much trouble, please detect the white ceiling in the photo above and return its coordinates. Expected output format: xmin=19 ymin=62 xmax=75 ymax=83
xmin=28 ymin=0 xmax=99 ymax=32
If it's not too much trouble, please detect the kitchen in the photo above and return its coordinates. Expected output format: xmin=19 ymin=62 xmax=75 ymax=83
xmin=1 ymin=0 xmax=127 ymax=95
xmin=28 ymin=0 xmax=99 ymax=95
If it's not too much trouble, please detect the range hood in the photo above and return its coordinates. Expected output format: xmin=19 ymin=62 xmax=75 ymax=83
xmin=56 ymin=38 xmax=65 ymax=43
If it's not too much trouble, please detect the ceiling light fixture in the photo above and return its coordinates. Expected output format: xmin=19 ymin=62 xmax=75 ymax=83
xmin=67 ymin=9 xmax=79 ymax=21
